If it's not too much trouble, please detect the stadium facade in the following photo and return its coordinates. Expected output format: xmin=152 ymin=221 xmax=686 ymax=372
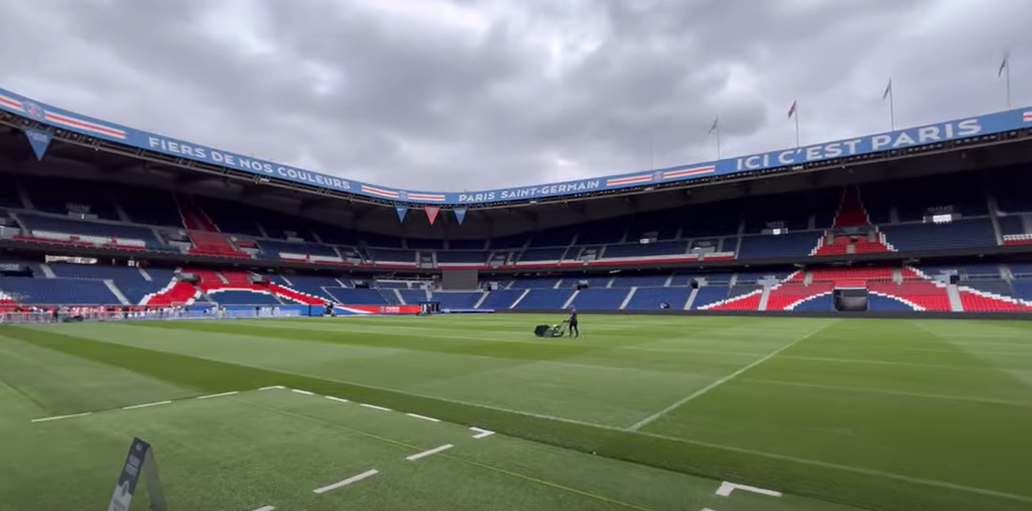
xmin=3 ymin=85 xmax=1032 ymax=315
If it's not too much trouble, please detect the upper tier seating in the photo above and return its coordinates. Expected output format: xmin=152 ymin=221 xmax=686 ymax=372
xmin=0 ymin=174 xmax=23 ymax=209
xmin=738 ymin=232 xmax=820 ymax=259
xmin=20 ymin=214 xmax=160 ymax=244
xmin=21 ymin=176 xmax=120 ymax=220
xmin=880 ymin=219 xmax=997 ymax=252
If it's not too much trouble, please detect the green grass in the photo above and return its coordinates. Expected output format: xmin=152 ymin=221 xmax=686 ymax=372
xmin=2 ymin=315 xmax=1032 ymax=511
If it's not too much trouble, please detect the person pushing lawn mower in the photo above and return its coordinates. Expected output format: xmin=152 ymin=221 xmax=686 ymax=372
xmin=567 ymin=308 xmax=579 ymax=338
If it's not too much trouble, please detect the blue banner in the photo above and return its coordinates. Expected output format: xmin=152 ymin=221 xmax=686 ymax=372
xmin=395 ymin=205 xmax=408 ymax=222
xmin=454 ymin=207 xmax=467 ymax=225
xmin=22 ymin=126 xmax=52 ymax=161
xmin=1 ymin=86 xmax=1030 ymax=206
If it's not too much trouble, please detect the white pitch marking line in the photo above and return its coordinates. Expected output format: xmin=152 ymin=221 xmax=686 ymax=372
xmin=406 ymin=413 xmax=440 ymax=423
xmin=196 ymin=391 xmax=239 ymax=400
xmin=122 ymin=400 xmax=172 ymax=410
xmin=259 ymin=385 xmax=286 ymax=391
xmin=716 ymin=481 xmax=782 ymax=498
xmin=628 ymin=322 xmax=832 ymax=431
xmin=470 ymin=427 xmax=495 ymax=439
xmin=360 ymin=403 xmax=391 ymax=412
xmin=291 ymin=389 xmax=315 ymax=396
xmin=31 ymin=412 xmax=92 ymax=423
xmin=251 ymin=506 xmax=275 ymax=511
xmin=312 ymin=469 xmax=379 ymax=494
xmin=325 ymin=396 xmax=349 ymax=404
xmin=407 ymin=444 xmax=453 ymax=461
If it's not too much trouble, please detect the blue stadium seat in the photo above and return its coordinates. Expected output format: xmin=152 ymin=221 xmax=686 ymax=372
xmin=449 ymin=239 xmax=488 ymax=250
xmin=260 ymin=240 xmax=339 ymax=258
xmin=609 ymin=275 xmax=670 ymax=287
xmin=281 ymin=275 xmax=342 ymax=301
xmin=791 ymin=293 xmax=833 ymax=311
xmin=0 ymin=277 xmax=119 ymax=304
xmin=514 ymin=289 xmax=573 ymax=309
xmin=603 ymin=241 xmax=687 ymax=258
xmin=50 ymin=263 xmax=162 ymax=305
xmin=568 ymin=288 xmax=629 ymax=310
xmin=0 ymin=174 xmax=24 ymax=209
xmin=867 ymin=293 xmax=915 ymax=311
xmin=432 ymin=292 xmax=483 ymax=309
xmin=624 ymin=287 xmax=692 ymax=310
xmin=20 ymin=176 xmax=119 ymax=220
xmin=479 ymin=289 xmax=524 ymax=309
xmin=437 ymin=251 xmax=488 ymax=264
xmin=510 ymin=278 xmax=559 ymax=289
xmin=325 ymin=288 xmax=392 ymax=305
xmin=737 ymin=232 xmax=819 ymax=259
xmin=407 ymin=238 xmax=445 ymax=250
xmin=115 ymin=186 xmax=182 ymax=226
xmin=690 ymin=286 xmax=729 ymax=309
xmin=518 ymin=248 xmax=565 ymax=262
xmin=881 ymin=219 xmax=996 ymax=251
xmin=368 ymin=249 xmax=416 ymax=263
xmin=399 ymin=289 xmax=427 ymax=304
xmin=19 ymin=214 xmax=162 ymax=244
xmin=208 ymin=290 xmax=281 ymax=305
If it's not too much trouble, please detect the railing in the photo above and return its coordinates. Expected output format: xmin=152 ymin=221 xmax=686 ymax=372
xmin=0 ymin=305 xmax=303 ymax=324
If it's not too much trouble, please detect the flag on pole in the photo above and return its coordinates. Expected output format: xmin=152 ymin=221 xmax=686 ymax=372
xmin=708 ymin=117 xmax=719 ymax=134
xmin=999 ymin=51 xmax=1010 ymax=77
xmin=787 ymin=101 xmax=797 ymax=119
xmin=882 ymin=80 xmax=893 ymax=101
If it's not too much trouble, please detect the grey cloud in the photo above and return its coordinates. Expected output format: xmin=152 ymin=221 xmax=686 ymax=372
xmin=0 ymin=0 xmax=1029 ymax=191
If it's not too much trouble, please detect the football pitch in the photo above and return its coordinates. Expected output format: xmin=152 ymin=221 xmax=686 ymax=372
xmin=2 ymin=315 xmax=1031 ymax=511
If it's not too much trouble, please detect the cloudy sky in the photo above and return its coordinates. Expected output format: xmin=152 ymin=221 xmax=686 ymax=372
xmin=0 ymin=0 xmax=1028 ymax=192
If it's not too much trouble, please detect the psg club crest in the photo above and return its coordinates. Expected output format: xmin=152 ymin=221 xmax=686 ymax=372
xmin=23 ymin=101 xmax=45 ymax=120
xmin=652 ymin=171 xmax=664 ymax=182
xmin=397 ymin=191 xmax=408 ymax=200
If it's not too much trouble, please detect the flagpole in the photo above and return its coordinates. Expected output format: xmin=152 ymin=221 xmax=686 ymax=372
xmin=794 ymin=106 xmax=800 ymax=148
xmin=889 ymin=85 xmax=896 ymax=131
xmin=1006 ymin=57 xmax=1012 ymax=110
xmin=716 ymin=125 xmax=722 ymax=159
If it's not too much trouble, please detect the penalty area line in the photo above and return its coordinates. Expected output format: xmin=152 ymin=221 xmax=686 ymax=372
xmin=196 ymin=391 xmax=239 ymax=400
xmin=628 ymin=322 xmax=831 ymax=431
xmin=406 ymin=443 xmax=453 ymax=461
xmin=313 ymin=469 xmax=379 ymax=494
xmin=122 ymin=400 xmax=172 ymax=410
xmin=31 ymin=412 xmax=93 ymax=423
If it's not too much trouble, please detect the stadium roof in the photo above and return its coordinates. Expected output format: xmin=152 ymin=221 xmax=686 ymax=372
xmin=3 ymin=85 xmax=1032 ymax=213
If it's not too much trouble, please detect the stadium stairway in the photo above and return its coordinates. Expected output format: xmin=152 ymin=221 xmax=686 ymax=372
xmin=812 ymin=187 xmax=896 ymax=256
xmin=177 ymin=196 xmax=250 ymax=259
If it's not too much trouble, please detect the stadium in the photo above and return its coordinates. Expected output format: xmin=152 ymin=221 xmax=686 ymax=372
xmin=3 ymin=77 xmax=1032 ymax=511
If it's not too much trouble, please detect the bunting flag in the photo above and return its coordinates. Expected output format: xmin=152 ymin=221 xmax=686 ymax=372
xmin=395 ymin=205 xmax=408 ymax=222
xmin=22 ymin=127 xmax=53 ymax=161
xmin=425 ymin=206 xmax=440 ymax=225
xmin=998 ymin=51 xmax=1010 ymax=77
xmin=454 ymin=207 xmax=467 ymax=225
xmin=882 ymin=79 xmax=893 ymax=101
xmin=787 ymin=100 xmax=797 ymax=119
xmin=708 ymin=117 xmax=719 ymax=134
